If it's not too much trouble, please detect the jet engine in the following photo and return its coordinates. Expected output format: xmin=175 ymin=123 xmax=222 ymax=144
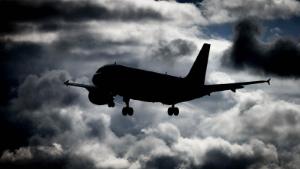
xmin=88 ymin=89 xmax=113 ymax=105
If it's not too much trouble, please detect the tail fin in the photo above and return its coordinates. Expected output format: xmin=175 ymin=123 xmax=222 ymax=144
xmin=185 ymin=43 xmax=210 ymax=85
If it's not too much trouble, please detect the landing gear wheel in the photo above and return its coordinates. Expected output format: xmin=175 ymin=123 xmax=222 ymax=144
xmin=167 ymin=106 xmax=179 ymax=116
xmin=108 ymin=101 xmax=115 ymax=108
xmin=173 ymin=107 xmax=179 ymax=116
xmin=122 ymin=107 xmax=134 ymax=116
xmin=127 ymin=107 xmax=134 ymax=116
xmin=122 ymin=107 xmax=128 ymax=116
xmin=168 ymin=107 xmax=173 ymax=116
xmin=122 ymin=97 xmax=134 ymax=116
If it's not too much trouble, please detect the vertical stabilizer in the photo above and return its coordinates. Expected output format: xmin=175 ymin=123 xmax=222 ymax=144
xmin=185 ymin=43 xmax=210 ymax=85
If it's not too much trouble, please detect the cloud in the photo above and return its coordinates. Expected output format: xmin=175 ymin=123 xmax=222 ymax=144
xmin=142 ymin=123 xmax=181 ymax=145
xmin=0 ymin=0 xmax=166 ymax=35
xmin=0 ymin=143 xmax=97 ymax=169
xmin=192 ymin=88 xmax=300 ymax=168
xmin=200 ymin=0 xmax=300 ymax=24
xmin=150 ymin=38 xmax=197 ymax=64
xmin=143 ymin=155 xmax=184 ymax=169
xmin=12 ymin=70 xmax=79 ymax=111
xmin=222 ymin=18 xmax=300 ymax=77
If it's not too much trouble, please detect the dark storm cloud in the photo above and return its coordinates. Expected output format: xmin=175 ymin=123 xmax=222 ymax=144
xmin=0 ymin=69 xmax=111 ymax=168
xmin=0 ymin=40 xmax=51 ymax=152
xmin=144 ymin=155 xmax=184 ymax=169
xmin=0 ymin=144 xmax=97 ymax=169
xmin=144 ymin=154 xmax=252 ymax=169
xmin=222 ymin=18 xmax=300 ymax=77
xmin=0 ymin=39 xmax=52 ymax=106
xmin=200 ymin=149 xmax=256 ymax=169
xmin=0 ymin=40 xmax=46 ymax=79
xmin=151 ymin=38 xmax=197 ymax=63
xmin=0 ymin=41 xmax=36 ymax=105
xmin=0 ymin=71 xmax=80 ymax=150
xmin=12 ymin=70 xmax=79 ymax=111
xmin=0 ymin=0 xmax=165 ymax=35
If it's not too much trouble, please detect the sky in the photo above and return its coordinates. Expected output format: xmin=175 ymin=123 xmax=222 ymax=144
xmin=0 ymin=0 xmax=300 ymax=169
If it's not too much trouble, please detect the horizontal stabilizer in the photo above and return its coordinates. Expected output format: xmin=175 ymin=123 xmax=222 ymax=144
xmin=64 ymin=80 xmax=95 ymax=91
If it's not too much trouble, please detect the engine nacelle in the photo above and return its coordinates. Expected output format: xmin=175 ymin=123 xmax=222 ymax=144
xmin=88 ymin=90 xmax=112 ymax=105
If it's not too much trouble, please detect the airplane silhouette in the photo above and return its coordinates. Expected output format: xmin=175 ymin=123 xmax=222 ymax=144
xmin=64 ymin=43 xmax=270 ymax=116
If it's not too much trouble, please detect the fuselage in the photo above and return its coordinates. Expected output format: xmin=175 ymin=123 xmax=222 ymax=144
xmin=92 ymin=64 xmax=208 ymax=105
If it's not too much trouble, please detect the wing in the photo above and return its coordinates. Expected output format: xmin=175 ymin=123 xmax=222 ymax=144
xmin=64 ymin=80 xmax=95 ymax=91
xmin=205 ymin=79 xmax=270 ymax=93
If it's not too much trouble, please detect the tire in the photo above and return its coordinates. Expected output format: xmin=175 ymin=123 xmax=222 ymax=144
xmin=108 ymin=101 xmax=115 ymax=107
xmin=174 ymin=107 xmax=179 ymax=116
xmin=122 ymin=107 xmax=128 ymax=116
xmin=168 ymin=107 xmax=173 ymax=116
xmin=128 ymin=107 xmax=134 ymax=116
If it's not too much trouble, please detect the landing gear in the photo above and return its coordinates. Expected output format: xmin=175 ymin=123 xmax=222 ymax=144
xmin=122 ymin=107 xmax=134 ymax=116
xmin=168 ymin=105 xmax=179 ymax=116
xmin=122 ymin=97 xmax=134 ymax=116
xmin=108 ymin=101 xmax=115 ymax=107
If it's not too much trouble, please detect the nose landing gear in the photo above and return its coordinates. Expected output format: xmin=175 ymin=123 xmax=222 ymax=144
xmin=122 ymin=97 xmax=134 ymax=116
xmin=168 ymin=105 xmax=179 ymax=116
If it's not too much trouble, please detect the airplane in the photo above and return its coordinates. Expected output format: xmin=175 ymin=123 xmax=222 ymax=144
xmin=64 ymin=43 xmax=270 ymax=116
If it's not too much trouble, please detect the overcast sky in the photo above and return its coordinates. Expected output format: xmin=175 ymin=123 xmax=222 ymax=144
xmin=1 ymin=0 xmax=300 ymax=169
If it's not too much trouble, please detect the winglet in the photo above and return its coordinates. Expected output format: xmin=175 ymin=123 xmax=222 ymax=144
xmin=266 ymin=78 xmax=271 ymax=85
xmin=64 ymin=80 xmax=70 ymax=86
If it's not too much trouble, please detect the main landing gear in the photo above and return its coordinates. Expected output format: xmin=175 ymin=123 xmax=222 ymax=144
xmin=122 ymin=97 xmax=134 ymax=116
xmin=168 ymin=105 xmax=179 ymax=116
xmin=108 ymin=100 xmax=115 ymax=107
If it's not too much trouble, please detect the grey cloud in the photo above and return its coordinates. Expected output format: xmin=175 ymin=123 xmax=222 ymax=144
xmin=143 ymin=155 xmax=184 ymax=169
xmin=0 ymin=40 xmax=46 ymax=80
xmin=201 ymin=150 xmax=255 ymax=169
xmin=6 ymin=70 xmax=83 ymax=145
xmin=142 ymin=123 xmax=181 ymax=145
xmin=12 ymin=70 xmax=79 ymax=111
xmin=110 ymin=104 xmax=157 ymax=137
xmin=0 ymin=70 xmax=110 ymax=168
xmin=51 ymin=31 xmax=141 ymax=61
xmin=222 ymin=18 xmax=300 ymax=77
xmin=241 ymin=100 xmax=300 ymax=148
xmin=151 ymin=39 xmax=197 ymax=63
xmin=136 ymin=136 xmax=278 ymax=169
xmin=0 ymin=0 xmax=165 ymax=35
xmin=200 ymin=0 xmax=300 ymax=24
xmin=86 ymin=119 xmax=106 ymax=140
xmin=0 ymin=144 xmax=97 ymax=169
xmin=239 ymin=98 xmax=300 ymax=169
xmin=194 ymin=89 xmax=300 ymax=169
